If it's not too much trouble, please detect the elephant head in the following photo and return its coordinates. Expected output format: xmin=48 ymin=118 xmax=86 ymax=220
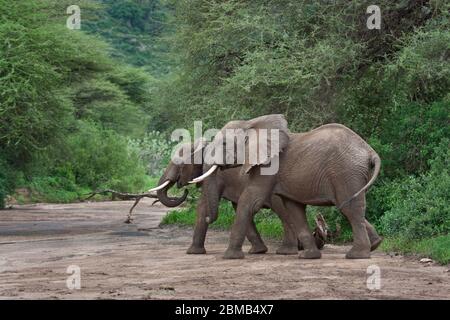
xmin=190 ymin=114 xmax=291 ymax=184
xmin=150 ymin=139 xmax=205 ymax=207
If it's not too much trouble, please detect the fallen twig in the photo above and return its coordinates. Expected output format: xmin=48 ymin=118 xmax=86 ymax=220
xmin=83 ymin=189 xmax=159 ymax=224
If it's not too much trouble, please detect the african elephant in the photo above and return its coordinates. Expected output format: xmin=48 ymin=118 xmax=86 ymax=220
xmin=149 ymin=140 xmax=303 ymax=255
xmin=190 ymin=114 xmax=382 ymax=259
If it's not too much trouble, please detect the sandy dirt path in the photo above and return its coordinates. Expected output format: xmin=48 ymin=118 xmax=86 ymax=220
xmin=0 ymin=200 xmax=449 ymax=299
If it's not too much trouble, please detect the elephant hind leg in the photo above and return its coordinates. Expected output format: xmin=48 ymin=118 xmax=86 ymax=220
xmin=340 ymin=195 xmax=371 ymax=259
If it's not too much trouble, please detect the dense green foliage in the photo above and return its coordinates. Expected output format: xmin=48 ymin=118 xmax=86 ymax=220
xmin=128 ymin=131 xmax=174 ymax=176
xmin=0 ymin=0 xmax=448 ymax=261
xmin=148 ymin=1 xmax=449 ymax=131
xmin=0 ymin=0 xmax=157 ymax=202
xmin=378 ymin=140 xmax=449 ymax=239
xmin=84 ymin=0 xmax=171 ymax=73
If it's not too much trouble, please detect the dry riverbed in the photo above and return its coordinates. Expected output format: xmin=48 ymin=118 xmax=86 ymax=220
xmin=0 ymin=200 xmax=449 ymax=299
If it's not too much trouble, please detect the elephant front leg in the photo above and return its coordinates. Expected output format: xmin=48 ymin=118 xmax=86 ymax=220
xmin=224 ymin=173 xmax=276 ymax=259
xmin=223 ymin=196 xmax=265 ymax=259
xmin=186 ymin=202 xmax=208 ymax=254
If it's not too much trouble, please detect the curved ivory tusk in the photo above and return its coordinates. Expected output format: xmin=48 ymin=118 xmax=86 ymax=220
xmin=148 ymin=180 xmax=170 ymax=192
xmin=188 ymin=165 xmax=218 ymax=184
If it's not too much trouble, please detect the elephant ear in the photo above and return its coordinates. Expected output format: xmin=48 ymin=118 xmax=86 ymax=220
xmin=240 ymin=114 xmax=290 ymax=174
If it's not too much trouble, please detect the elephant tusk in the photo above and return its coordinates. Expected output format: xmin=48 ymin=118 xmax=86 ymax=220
xmin=188 ymin=165 xmax=218 ymax=184
xmin=148 ymin=180 xmax=170 ymax=192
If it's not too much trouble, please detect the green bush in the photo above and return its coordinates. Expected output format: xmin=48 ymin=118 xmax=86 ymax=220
xmin=64 ymin=121 xmax=147 ymax=192
xmin=28 ymin=176 xmax=85 ymax=203
xmin=381 ymin=235 xmax=450 ymax=265
xmin=128 ymin=131 xmax=174 ymax=177
xmin=379 ymin=140 xmax=450 ymax=239
xmin=0 ymin=0 xmax=153 ymax=202
xmin=376 ymin=99 xmax=450 ymax=176
xmin=70 ymin=75 xmax=148 ymax=138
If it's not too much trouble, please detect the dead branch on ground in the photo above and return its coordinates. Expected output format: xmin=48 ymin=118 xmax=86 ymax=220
xmin=83 ymin=189 xmax=159 ymax=224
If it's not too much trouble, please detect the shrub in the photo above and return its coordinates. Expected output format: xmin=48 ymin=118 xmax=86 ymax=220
xmin=64 ymin=121 xmax=147 ymax=192
xmin=379 ymin=139 xmax=450 ymax=239
xmin=381 ymin=235 xmax=450 ymax=265
xmin=128 ymin=131 xmax=173 ymax=177
xmin=376 ymin=99 xmax=450 ymax=176
xmin=28 ymin=176 xmax=83 ymax=203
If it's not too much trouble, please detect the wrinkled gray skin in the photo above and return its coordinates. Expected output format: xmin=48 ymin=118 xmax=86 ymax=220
xmin=202 ymin=115 xmax=382 ymax=259
xmin=155 ymin=141 xmax=304 ymax=255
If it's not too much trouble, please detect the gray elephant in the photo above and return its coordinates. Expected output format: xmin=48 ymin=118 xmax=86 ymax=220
xmin=189 ymin=114 xmax=382 ymax=259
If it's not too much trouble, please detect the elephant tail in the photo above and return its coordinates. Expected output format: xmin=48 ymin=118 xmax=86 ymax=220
xmin=338 ymin=152 xmax=381 ymax=210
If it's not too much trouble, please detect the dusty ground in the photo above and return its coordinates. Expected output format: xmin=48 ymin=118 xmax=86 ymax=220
xmin=0 ymin=200 xmax=449 ymax=300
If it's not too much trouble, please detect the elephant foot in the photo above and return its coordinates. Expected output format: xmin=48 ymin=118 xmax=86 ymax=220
xmin=314 ymin=237 xmax=325 ymax=250
xmin=276 ymin=244 xmax=298 ymax=255
xmin=345 ymin=247 xmax=371 ymax=259
xmin=299 ymin=237 xmax=325 ymax=251
xmin=186 ymin=245 xmax=206 ymax=254
xmin=223 ymin=248 xmax=245 ymax=259
xmin=249 ymin=244 xmax=268 ymax=254
xmin=299 ymin=249 xmax=322 ymax=259
xmin=370 ymin=237 xmax=383 ymax=251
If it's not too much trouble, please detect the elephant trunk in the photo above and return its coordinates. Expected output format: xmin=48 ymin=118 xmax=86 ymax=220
xmin=206 ymin=205 xmax=219 ymax=224
xmin=203 ymin=176 xmax=220 ymax=224
xmin=156 ymin=179 xmax=188 ymax=208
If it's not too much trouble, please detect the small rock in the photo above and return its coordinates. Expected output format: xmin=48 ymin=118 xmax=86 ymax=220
xmin=420 ymin=258 xmax=433 ymax=263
